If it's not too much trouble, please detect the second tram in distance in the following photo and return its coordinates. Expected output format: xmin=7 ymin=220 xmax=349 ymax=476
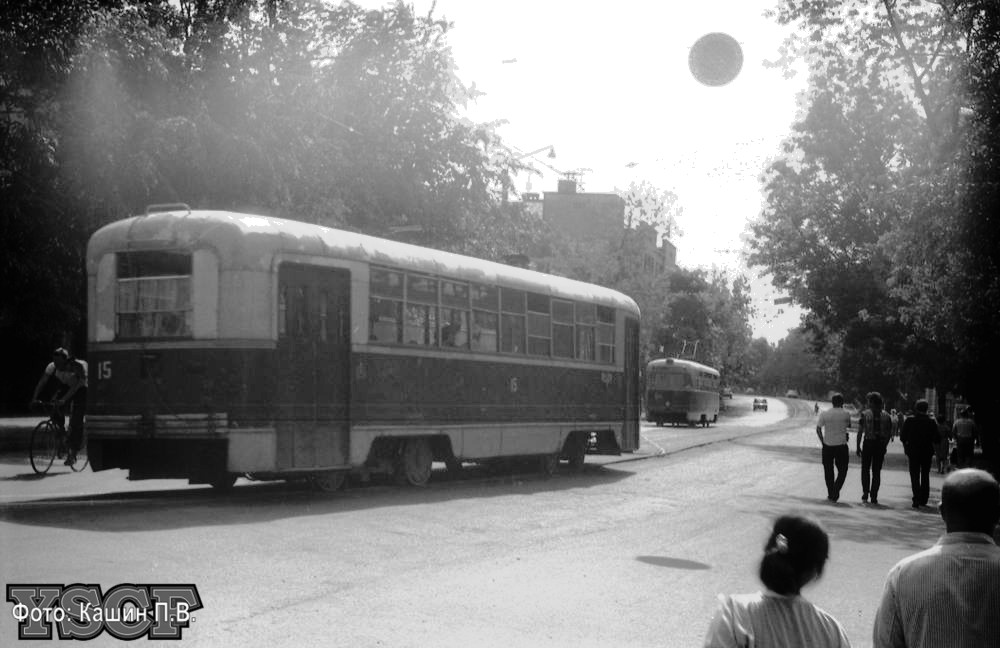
xmin=84 ymin=207 xmax=641 ymax=490
xmin=644 ymin=357 xmax=721 ymax=427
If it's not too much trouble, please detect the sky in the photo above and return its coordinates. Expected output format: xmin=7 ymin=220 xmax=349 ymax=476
xmin=360 ymin=0 xmax=809 ymax=342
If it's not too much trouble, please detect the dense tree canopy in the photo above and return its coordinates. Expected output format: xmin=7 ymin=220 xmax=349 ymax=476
xmin=0 ymin=0 xmax=524 ymax=407
xmin=747 ymin=0 xmax=999 ymax=439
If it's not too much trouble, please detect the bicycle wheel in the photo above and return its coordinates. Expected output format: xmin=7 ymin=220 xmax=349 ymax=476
xmin=70 ymin=431 xmax=90 ymax=472
xmin=29 ymin=420 xmax=58 ymax=475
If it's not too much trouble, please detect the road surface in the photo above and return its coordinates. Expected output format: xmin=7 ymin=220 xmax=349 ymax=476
xmin=0 ymin=396 xmax=952 ymax=647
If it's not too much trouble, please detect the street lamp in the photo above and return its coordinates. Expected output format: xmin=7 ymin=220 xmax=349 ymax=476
xmin=502 ymin=145 xmax=557 ymax=203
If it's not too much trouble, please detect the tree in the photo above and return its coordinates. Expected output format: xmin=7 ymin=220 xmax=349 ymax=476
xmin=620 ymin=179 xmax=683 ymax=241
xmin=749 ymin=1 xmax=999 ymax=437
xmin=645 ymin=267 xmax=754 ymax=385
xmin=0 ymin=0 xmax=520 ymax=410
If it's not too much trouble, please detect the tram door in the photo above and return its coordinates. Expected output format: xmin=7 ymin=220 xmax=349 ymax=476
xmin=276 ymin=264 xmax=351 ymax=470
xmin=622 ymin=317 xmax=640 ymax=451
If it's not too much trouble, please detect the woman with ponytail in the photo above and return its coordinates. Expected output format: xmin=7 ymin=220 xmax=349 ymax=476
xmin=703 ymin=515 xmax=851 ymax=647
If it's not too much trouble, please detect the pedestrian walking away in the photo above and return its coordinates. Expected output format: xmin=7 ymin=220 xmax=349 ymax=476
xmin=703 ymin=514 xmax=852 ymax=648
xmin=933 ymin=415 xmax=951 ymax=474
xmin=872 ymin=469 xmax=1000 ymax=647
xmin=816 ymin=393 xmax=852 ymax=503
xmin=900 ymin=399 xmax=940 ymax=508
xmin=951 ymin=408 xmax=978 ymax=468
xmin=857 ymin=392 xmax=894 ymax=505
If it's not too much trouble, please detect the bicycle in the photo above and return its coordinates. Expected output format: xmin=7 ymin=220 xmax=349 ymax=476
xmin=29 ymin=401 xmax=89 ymax=474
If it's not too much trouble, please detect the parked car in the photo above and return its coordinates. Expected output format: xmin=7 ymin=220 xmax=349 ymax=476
xmin=721 ymin=387 xmax=733 ymax=399
xmin=753 ymin=398 xmax=768 ymax=412
xmin=785 ymin=389 xmax=800 ymax=398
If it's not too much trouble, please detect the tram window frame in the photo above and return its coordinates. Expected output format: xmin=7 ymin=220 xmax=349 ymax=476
xmin=526 ymin=292 xmax=551 ymax=357
xmin=369 ymin=267 xmax=404 ymax=344
xmin=471 ymin=309 xmax=498 ymax=352
xmin=441 ymin=308 xmax=470 ymax=348
xmin=293 ymin=286 xmax=309 ymax=337
xmin=575 ymin=302 xmax=596 ymax=361
xmin=370 ymin=297 xmax=402 ymax=343
xmin=319 ymin=291 xmax=329 ymax=342
xmin=597 ymin=305 xmax=615 ymax=364
xmin=278 ymin=287 xmax=288 ymax=337
xmin=441 ymin=280 xmax=470 ymax=349
xmin=404 ymin=274 xmax=438 ymax=346
xmin=500 ymin=287 xmax=526 ymax=354
xmin=364 ymin=265 xmax=620 ymax=363
xmin=404 ymin=302 xmax=438 ymax=346
xmin=115 ymin=251 xmax=193 ymax=339
xmin=552 ymin=299 xmax=575 ymax=358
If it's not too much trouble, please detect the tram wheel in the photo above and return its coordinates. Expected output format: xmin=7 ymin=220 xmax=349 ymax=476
xmin=397 ymin=438 xmax=433 ymax=487
xmin=310 ymin=470 xmax=347 ymax=492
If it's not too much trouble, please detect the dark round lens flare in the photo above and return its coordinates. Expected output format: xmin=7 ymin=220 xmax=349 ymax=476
xmin=689 ymin=32 xmax=744 ymax=87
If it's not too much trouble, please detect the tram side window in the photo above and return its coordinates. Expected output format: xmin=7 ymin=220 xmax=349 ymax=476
xmin=404 ymin=275 xmax=438 ymax=346
xmin=278 ymin=287 xmax=288 ymax=337
xmin=293 ymin=286 xmax=309 ymax=337
xmin=597 ymin=306 xmax=615 ymax=364
xmin=472 ymin=310 xmax=498 ymax=352
xmin=576 ymin=302 xmax=596 ymax=361
xmin=649 ymin=369 xmax=686 ymax=390
xmin=552 ymin=299 xmax=575 ymax=358
xmin=369 ymin=267 xmax=404 ymax=343
xmin=526 ymin=292 xmax=551 ymax=356
xmin=441 ymin=280 xmax=470 ymax=348
xmin=116 ymin=251 xmax=192 ymax=339
xmin=471 ymin=282 xmax=498 ymax=352
xmin=500 ymin=287 xmax=525 ymax=354
xmin=319 ymin=291 xmax=329 ymax=342
xmin=697 ymin=371 xmax=720 ymax=391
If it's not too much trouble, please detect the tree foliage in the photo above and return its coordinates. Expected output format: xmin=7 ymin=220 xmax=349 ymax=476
xmin=749 ymin=0 xmax=999 ymax=425
xmin=644 ymin=267 xmax=754 ymax=386
xmin=0 ymin=0 xmax=524 ymax=408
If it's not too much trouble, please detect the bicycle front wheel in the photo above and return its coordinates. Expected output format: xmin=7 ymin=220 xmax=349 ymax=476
xmin=29 ymin=420 xmax=58 ymax=475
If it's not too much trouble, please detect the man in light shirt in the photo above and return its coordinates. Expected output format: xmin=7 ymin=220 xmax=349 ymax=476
xmin=815 ymin=393 xmax=852 ymax=503
xmin=873 ymin=468 xmax=1000 ymax=647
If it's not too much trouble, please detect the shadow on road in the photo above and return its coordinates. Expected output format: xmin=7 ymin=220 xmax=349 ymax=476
xmin=737 ymin=441 xmax=912 ymax=473
xmin=0 ymin=463 xmax=635 ymax=532
xmin=635 ymin=555 xmax=711 ymax=570
xmin=752 ymin=492 xmax=946 ymax=552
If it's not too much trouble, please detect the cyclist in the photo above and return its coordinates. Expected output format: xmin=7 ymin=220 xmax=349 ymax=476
xmin=31 ymin=347 xmax=88 ymax=466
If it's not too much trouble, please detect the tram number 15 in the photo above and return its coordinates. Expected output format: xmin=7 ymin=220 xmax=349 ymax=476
xmin=97 ymin=360 xmax=112 ymax=380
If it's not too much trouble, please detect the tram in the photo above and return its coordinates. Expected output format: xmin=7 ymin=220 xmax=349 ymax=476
xmin=644 ymin=357 xmax=720 ymax=427
xmin=85 ymin=206 xmax=641 ymax=489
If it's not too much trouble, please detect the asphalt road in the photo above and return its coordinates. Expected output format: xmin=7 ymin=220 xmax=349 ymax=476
xmin=0 ymin=396 xmax=953 ymax=647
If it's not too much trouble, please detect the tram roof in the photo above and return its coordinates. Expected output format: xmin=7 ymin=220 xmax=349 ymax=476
xmin=646 ymin=357 xmax=720 ymax=375
xmin=88 ymin=209 xmax=640 ymax=313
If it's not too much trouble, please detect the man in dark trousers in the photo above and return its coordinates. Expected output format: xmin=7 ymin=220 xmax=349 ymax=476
xmin=815 ymin=393 xmax=852 ymax=502
xmin=857 ymin=391 xmax=895 ymax=505
xmin=900 ymin=399 xmax=940 ymax=508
